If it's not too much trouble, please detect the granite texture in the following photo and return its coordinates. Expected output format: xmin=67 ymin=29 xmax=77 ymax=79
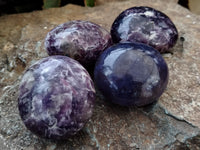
xmin=0 ymin=0 xmax=200 ymax=149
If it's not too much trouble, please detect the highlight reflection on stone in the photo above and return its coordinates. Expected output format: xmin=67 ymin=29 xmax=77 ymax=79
xmin=18 ymin=56 xmax=96 ymax=140
xmin=111 ymin=6 xmax=178 ymax=53
xmin=94 ymin=42 xmax=168 ymax=106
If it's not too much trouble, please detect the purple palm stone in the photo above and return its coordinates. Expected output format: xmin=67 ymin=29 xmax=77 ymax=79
xmin=18 ymin=56 xmax=95 ymax=140
xmin=94 ymin=42 xmax=168 ymax=106
xmin=45 ymin=20 xmax=112 ymax=68
xmin=111 ymin=6 xmax=178 ymax=53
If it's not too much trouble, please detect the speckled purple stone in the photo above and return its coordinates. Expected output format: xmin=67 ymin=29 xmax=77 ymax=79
xmin=45 ymin=20 xmax=112 ymax=67
xmin=111 ymin=6 xmax=178 ymax=53
xmin=94 ymin=42 xmax=168 ymax=106
xmin=18 ymin=56 xmax=95 ymax=140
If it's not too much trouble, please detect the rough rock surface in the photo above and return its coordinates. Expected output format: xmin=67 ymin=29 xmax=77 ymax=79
xmin=0 ymin=0 xmax=200 ymax=149
xmin=95 ymin=0 xmax=179 ymax=5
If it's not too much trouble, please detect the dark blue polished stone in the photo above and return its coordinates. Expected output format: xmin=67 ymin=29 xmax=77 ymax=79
xmin=111 ymin=6 xmax=178 ymax=53
xmin=94 ymin=42 xmax=168 ymax=106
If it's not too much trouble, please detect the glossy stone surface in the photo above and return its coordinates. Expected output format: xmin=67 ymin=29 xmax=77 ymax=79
xmin=45 ymin=20 xmax=112 ymax=68
xmin=94 ymin=42 xmax=168 ymax=106
xmin=111 ymin=6 xmax=178 ymax=53
xmin=18 ymin=56 xmax=96 ymax=140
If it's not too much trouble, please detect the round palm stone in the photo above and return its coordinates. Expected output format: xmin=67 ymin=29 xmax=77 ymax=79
xmin=111 ymin=6 xmax=178 ymax=53
xmin=94 ymin=42 xmax=168 ymax=106
xmin=18 ymin=56 xmax=95 ymax=140
xmin=45 ymin=20 xmax=112 ymax=68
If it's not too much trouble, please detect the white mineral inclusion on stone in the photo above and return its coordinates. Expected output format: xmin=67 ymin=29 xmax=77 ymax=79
xmin=32 ymin=95 xmax=43 ymax=114
xmin=54 ymin=27 xmax=78 ymax=47
xmin=149 ymin=31 xmax=158 ymax=40
xmin=144 ymin=11 xmax=154 ymax=17
xmin=40 ymin=58 xmax=60 ymax=74
xmin=117 ymin=15 xmax=133 ymax=40
xmin=36 ymin=79 xmax=50 ymax=94
xmin=117 ymin=11 xmax=154 ymax=39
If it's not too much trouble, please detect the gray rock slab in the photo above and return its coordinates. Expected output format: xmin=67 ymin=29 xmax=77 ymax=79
xmin=0 ymin=0 xmax=200 ymax=149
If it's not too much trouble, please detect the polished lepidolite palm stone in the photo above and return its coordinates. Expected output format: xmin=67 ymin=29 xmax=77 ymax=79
xmin=18 ymin=56 xmax=95 ymax=140
xmin=94 ymin=42 xmax=168 ymax=106
xmin=111 ymin=6 xmax=178 ymax=53
xmin=45 ymin=20 xmax=112 ymax=68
